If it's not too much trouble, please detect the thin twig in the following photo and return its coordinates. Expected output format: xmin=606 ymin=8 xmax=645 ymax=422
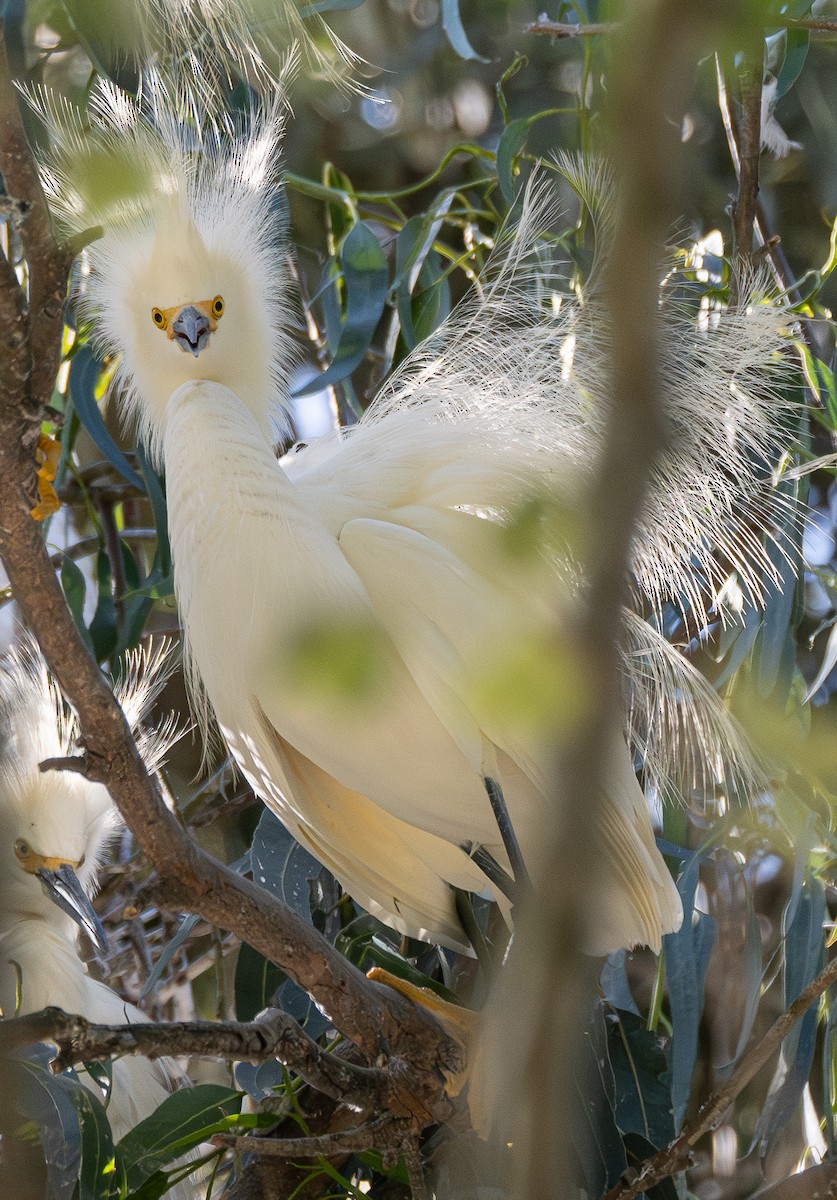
xmin=602 ymin=950 xmax=837 ymax=1199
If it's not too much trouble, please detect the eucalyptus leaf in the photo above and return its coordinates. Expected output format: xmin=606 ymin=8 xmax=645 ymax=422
xmin=69 ymin=344 xmax=144 ymax=490
xmin=440 ymin=0 xmax=489 ymax=63
xmin=665 ymin=855 xmax=717 ymax=1130
xmin=119 ymin=1084 xmax=241 ymax=1189
xmin=294 ymin=221 xmax=388 ymax=396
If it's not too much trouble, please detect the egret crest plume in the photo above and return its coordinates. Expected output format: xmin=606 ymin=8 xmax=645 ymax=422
xmin=30 ymin=68 xmax=801 ymax=957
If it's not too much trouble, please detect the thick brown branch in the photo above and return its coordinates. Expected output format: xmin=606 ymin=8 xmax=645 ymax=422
xmin=602 ymin=950 xmax=837 ymax=1200
xmin=0 ymin=1006 xmax=388 ymax=1108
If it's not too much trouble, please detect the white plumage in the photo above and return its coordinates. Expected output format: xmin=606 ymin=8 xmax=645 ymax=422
xmin=30 ymin=71 xmax=798 ymax=956
xmin=0 ymin=639 xmax=189 ymax=1149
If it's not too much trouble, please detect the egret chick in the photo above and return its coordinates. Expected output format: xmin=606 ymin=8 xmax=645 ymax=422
xmin=32 ymin=74 xmax=798 ymax=957
xmin=0 ymin=638 xmax=187 ymax=1143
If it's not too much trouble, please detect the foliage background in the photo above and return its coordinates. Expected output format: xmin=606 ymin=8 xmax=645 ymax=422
xmin=3 ymin=2 xmax=837 ymax=1198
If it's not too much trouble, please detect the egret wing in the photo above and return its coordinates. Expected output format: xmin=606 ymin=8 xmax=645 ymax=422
xmin=338 ymin=517 xmax=682 ymax=952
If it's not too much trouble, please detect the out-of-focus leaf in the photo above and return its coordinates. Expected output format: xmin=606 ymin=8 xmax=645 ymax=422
xmin=773 ymin=28 xmax=810 ymax=101
xmin=89 ymin=549 xmax=117 ymax=662
xmin=299 ymin=0 xmax=366 ymax=12
xmin=607 ymin=1010 xmax=675 ymax=1149
xmin=753 ymin=872 xmax=825 ymax=1155
xmin=758 ymin=478 xmax=803 ymax=700
xmin=136 ymin=445 xmax=171 ymax=576
xmin=394 ymin=197 xmax=453 ymax=350
xmin=805 ymin=617 xmax=837 ymax=702
xmin=496 ymin=117 xmax=531 ymax=205
xmin=294 ymin=221 xmax=388 ymax=396
xmin=60 ymin=1076 xmax=122 ymax=1200
xmin=60 ymin=556 xmax=95 ymax=656
xmin=622 ymin=1134 xmax=679 ymax=1200
xmin=119 ymin=1085 xmax=241 ymax=1189
xmin=600 ymin=951 xmax=641 ymax=1017
xmin=578 ymin=1003 xmax=627 ymax=1194
xmin=234 ymin=941 xmax=286 ymax=1022
xmin=16 ymin=1050 xmax=83 ymax=1200
xmin=440 ymin=0 xmax=488 ymax=62
xmin=69 ymin=345 xmax=144 ymax=490
xmin=665 ymin=855 xmax=717 ymax=1130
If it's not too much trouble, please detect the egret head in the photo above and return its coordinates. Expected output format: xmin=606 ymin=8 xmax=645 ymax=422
xmin=0 ymin=640 xmax=174 ymax=946
xmin=31 ymin=73 xmax=295 ymax=463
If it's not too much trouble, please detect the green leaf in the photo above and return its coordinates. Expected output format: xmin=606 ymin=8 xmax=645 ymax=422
xmin=61 ymin=1079 xmax=122 ymax=1200
xmin=665 ymin=854 xmax=717 ymax=1131
xmin=60 ymin=556 xmax=95 ymax=656
xmin=89 ymin=549 xmax=117 ymax=662
xmin=496 ymin=117 xmax=531 ymax=204
xmin=294 ymin=222 xmax=389 ymax=396
xmin=440 ymin=0 xmax=488 ymax=63
xmin=607 ymin=1011 xmax=675 ymax=1150
xmin=774 ymin=28 xmax=809 ymax=101
xmin=299 ymin=0 xmax=366 ymax=12
xmin=234 ymin=941 xmax=287 ymax=1022
xmin=16 ymin=1052 xmax=83 ymax=1200
xmin=69 ymin=345 xmax=144 ymax=491
xmin=118 ymin=1085 xmax=241 ymax=1189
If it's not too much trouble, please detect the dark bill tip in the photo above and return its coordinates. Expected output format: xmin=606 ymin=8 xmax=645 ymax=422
xmin=37 ymin=863 xmax=109 ymax=956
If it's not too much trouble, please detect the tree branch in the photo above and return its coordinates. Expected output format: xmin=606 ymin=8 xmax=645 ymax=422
xmin=0 ymin=1005 xmax=390 ymax=1109
xmin=602 ymin=949 xmax=837 ymax=1200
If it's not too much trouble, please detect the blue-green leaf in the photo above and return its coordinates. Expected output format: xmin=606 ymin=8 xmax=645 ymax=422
xmin=294 ymin=222 xmax=388 ymax=396
xmin=440 ymin=0 xmax=489 ymax=63
xmin=69 ymin=345 xmax=144 ymax=491
xmin=665 ymin=855 xmax=717 ymax=1130
xmin=496 ymin=117 xmax=532 ymax=204
xmin=16 ymin=1051 xmax=83 ymax=1200
xmin=753 ymin=873 xmax=825 ymax=1153
xmin=299 ymin=0 xmax=366 ymax=11
xmin=774 ymin=28 xmax=810 ymax=101
xmin=59 ymin=1076 xmax=122 ymax=1200
xmin=60 ymin=556 xmax=95 ymax=656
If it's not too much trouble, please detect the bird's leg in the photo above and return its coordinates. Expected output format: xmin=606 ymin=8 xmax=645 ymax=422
xmin=482 ymin=775 xmax=533 ymax=898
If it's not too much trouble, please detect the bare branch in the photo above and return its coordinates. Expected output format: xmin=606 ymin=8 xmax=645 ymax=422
xmin=0 ymin=1006 xmax=388 ymax=1108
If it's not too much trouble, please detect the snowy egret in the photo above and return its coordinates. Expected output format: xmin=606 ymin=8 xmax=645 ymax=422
xmin=0 ymin=638 xmax=188 ymax=1143
xmin=30 ymin=72 xmax=798 ymax=957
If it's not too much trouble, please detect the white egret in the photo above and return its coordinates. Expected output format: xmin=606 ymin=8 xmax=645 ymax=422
xmin=30 ymin=73 xmax=798 ymax=958
xmin=0 ymin=638 xmax=189 ymax=1145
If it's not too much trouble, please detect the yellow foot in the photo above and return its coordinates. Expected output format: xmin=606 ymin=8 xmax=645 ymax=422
xmin=30 ymin=433 xmax=61 ymax=521
xmin=366 ymin=965 xmax=480 ymax=1099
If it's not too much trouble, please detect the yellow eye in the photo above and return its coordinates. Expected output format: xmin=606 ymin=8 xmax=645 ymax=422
xmin=152 ymin=308 xmax=167 ymax=329
xmin=14 ymin=839 xmax=31 ymax=860
xmin=211 ymin=295 xmax=225 ymax=318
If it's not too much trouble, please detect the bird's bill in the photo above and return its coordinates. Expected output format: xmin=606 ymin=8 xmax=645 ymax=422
xmin=167 ymin=301 xmax=216 ymax=357
xmin=36 ymin=862 xmax=109 ymax=956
